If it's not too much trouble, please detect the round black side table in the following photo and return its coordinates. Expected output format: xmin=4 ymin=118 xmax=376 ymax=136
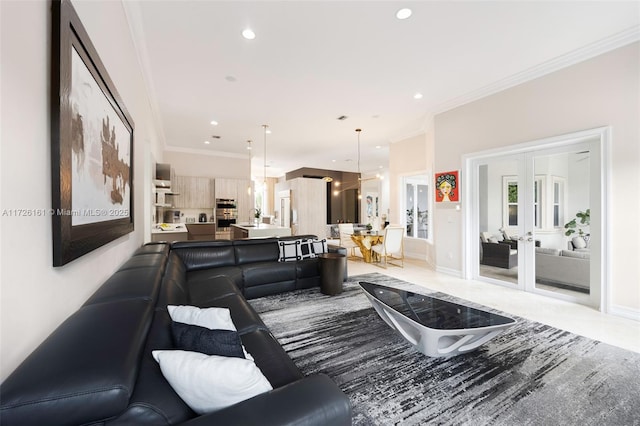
xmin=318 ymin=253 xmax=346 ymax=295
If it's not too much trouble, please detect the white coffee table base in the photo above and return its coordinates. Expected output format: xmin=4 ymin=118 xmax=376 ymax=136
xmin=364 ymin=292 xmax=514 ymax=358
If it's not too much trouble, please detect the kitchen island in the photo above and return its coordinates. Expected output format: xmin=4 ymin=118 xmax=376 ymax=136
xmin=150 ymin=223 xmax=188 ymax=242
xmin=231 ymin=223 xmax=292 ymax=239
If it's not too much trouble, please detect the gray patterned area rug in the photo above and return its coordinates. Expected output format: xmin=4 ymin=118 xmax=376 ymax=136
xmin=249 ymin=273 xmax=640 ymax=426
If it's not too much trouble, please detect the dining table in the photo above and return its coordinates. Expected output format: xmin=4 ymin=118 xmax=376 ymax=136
xmin=350 ymin=231 xmax=383 ymax=263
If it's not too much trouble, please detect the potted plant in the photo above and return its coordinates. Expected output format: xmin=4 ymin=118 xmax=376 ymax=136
xmin=564 ymin=209 xmax=590 ymax=237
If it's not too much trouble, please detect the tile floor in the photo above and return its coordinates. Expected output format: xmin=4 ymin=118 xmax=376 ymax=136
xmin=347 ymin=257 xmax=640 ymax=354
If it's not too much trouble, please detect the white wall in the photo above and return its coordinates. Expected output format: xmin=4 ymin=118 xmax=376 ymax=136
xmin=163 ymin=149 xmax=250 ymax=178
xmin=388 ymin=131 xmax=435 ymax=265
xmin=434 ymin=42 xmax=640 ymax=312
xmin=0 ymin=0 xmax=162 ymax=380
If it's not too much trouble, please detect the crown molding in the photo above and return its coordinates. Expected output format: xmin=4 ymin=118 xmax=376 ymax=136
xmin=434 ymin=25 xmax=640 ymax=115
xmin=164 ymin=146 xmax=250 ymax=159
xmin=121 ymin=1 xmax=167 ymax=148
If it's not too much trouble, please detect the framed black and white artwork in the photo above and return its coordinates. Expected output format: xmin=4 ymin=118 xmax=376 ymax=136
xmin=51 ymin=0 xmax=134 ymax=266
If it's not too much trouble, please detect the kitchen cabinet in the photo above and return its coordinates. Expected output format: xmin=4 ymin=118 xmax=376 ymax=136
xmin=172 ymin=176 xmax=214 ymax=209
xmin=215 ymin=230 xmax=231 ymax=240
xmin=215 ymin=178 xmax=253 ymax=222
xmin=214 ymin=178 xmax=237 ymax=200
xmin=151 ymin=231 xmax=188 ymax=243
xmin=235 ymin=179 xmax=253 ymax=222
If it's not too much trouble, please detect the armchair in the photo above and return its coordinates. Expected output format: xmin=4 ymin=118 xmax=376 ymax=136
xmin=481 ymin=241 xmax=518 ymax=269
xmin=371 ymin=225 xmax=404 ymax=268
xmin=338 ymin=223 xmax=360 ymax=259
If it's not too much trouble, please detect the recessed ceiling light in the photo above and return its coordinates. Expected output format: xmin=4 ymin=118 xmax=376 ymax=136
xmin=376 ymin=145 xmax=381 ymax=149
xmin=396 ymin=8 xmax=412 ymax=20
xmin=242 ymin=29 xmax=256 ymax=40
xmin=414 ymin=92 xmax=423 ymax=99
xmin=204 ymin=140 xmax=210 ymax=145
xmin=210 ymin=120 xmax=218 ymax=126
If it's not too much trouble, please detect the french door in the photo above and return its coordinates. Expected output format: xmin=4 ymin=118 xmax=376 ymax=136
xmin=468 ymin=129 xmax=607 ymax=309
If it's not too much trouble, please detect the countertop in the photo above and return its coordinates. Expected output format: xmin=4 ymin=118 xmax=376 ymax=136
xmin=151 ymin=223 xmax=187 ymax=234
xmin=231 ymin=223 xmax=292 ymax=238
xmin=232 ymin=223 xmax=289 ymax=230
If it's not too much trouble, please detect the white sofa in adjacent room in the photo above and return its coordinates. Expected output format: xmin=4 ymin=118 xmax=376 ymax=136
xmin=535 ymin=247 xmax=590 ymax=291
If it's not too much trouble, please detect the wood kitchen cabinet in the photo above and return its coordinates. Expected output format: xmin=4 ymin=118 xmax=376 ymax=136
xmin=215 ymin=178 xmax=253 ymax=222
xmin=214 ymin=178 xmax=237 ymax=200
xmin=235 ymin=179 xmax=253 ymax=222
xmin=173 ymin=176 xmax=214 ymax=209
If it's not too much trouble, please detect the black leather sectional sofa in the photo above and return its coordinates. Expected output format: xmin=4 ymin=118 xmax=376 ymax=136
xmin=0 ymin=237 xmax=351 ymax=425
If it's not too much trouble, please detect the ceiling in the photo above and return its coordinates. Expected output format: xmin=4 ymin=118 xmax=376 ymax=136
xmin=125 ymin=1 xmax=639 ymax=179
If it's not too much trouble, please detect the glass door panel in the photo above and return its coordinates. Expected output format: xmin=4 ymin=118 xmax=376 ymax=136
xmin=477 ymin=156 xmax=522 ymax=287
xmin=530 ymin=147 xmax=593 ymax=303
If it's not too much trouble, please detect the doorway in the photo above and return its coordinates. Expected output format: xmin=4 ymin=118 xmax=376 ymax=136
xmin=465 ymin=127 xmax=609 ymax=310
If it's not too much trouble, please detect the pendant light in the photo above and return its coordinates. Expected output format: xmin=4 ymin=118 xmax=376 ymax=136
xmin=332 ymin=128 xmax=383 ymax=197
xmin=356 ymin=128 xmax=362 ymax=200
xmin=246 ymin=140 xmax=252 ymax=195
xmin=262 ymin=125 xmax=268 ymax=186
xmin=261 ymin=125 xmax=269 ymax=215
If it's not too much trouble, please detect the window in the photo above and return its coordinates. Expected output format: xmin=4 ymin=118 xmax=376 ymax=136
xmin=503 ymin=177 xmax=518 ymax=227
xmin=533 ymin=177 xmax=543 ymax=229
xmin=404 ymin=176 xmax=429 ymax=240
xmin=552 ymin=177 xmax=565 ymax=228
xmin=503 ymin=175 xmax=554 ymax=230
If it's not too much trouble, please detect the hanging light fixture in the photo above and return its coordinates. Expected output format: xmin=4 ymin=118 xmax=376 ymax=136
xmin=356 ymin=128 xmax=362 ymax=200
xmin=262 ymin=124 xmax=268 ymax=185
xmin=333 ymin=128 xmax=382 ymax=197
xmin=261 ymin=125 xmax=269 ymax=213
xmin=246 ymin=140 xmax=252 ymax=195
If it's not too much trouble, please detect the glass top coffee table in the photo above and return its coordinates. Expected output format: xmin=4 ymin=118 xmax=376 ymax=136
xmin=360 ymin=282 xmax=516 ymax=357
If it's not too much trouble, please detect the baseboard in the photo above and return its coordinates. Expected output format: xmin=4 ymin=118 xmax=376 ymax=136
xmin=609 ymin=304 xmax=640 ymax=322
xmin=435 ymin=266 xmax=463 ymax=278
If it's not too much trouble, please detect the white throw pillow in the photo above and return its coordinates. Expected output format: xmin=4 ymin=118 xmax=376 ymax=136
xmin=298 ymin=239 xmax=316 ymax=259
xmin=561 ymin=249 xmax=590 ymax=259
xmin=572 ymin=236 xmax=587 ymax=249
xmin=152 ymin=350 xmax=272 ymax=415
xmin=311 ymin=238 xmax=327 ymax=255
xmin=278 ymin=240 xmax=300 ymax=262
xmin=167 ymin=305 xmax=235 ymax=331
xmin=535 ymin=247 xmax=561 ymax=256
xmin=167 ymin=305 xmax=253 ymax=360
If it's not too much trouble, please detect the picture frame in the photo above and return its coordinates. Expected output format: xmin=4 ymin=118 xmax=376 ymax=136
xmin=435 ymin=170 xmax=460 ymax=203
xmin=51 ymin=0 xmax=134 ymax=266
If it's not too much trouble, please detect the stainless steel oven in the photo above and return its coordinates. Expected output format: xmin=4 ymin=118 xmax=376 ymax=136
xmin=216 ymin=199 xmax=236 ymax=209
xmin=215 ymin=199 xmax=237 ymax=230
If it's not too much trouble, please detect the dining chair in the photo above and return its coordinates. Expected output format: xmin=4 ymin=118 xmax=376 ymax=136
xmin=338 ymin=223 xmax=360 ymax=259
xmin=371 ymin=225 xmax=404 ymax=268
